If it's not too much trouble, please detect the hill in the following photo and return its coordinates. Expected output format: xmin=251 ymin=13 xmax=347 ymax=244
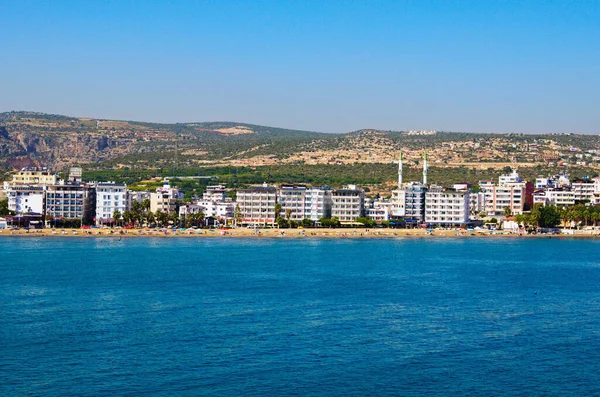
xmin=1 ymin=111 xmax=600 ymax=190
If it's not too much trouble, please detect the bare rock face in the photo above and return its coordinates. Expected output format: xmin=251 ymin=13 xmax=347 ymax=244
xmin=0 ymin=126 xmax=8 ymax=139
xmin=7 ymin=155 xmax=39 ymax=170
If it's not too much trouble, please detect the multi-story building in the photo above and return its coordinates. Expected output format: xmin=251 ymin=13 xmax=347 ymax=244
xmin=150 ymin=182 xmax=182 ymax=214
xmin=95 ymin=182 xmax=129 ymax=225
xmin=278 ymin=185 xmax=307 ymax=221
xmin=403 ymin=182 xmax=427 ymax=224
xmin=534 ymin=188 xmax=575 ymax=206
xmin=571 ymin=180 xmax=596 ymax=202
xmin=481 ymin=185 xmax=526 ymax=215
xmin=498 ymin=169 xmax=521 ymax=186
xmin=45 ymin=184 xmax=95 ymax=223
xmin=11 ymin=167 xmax=58 ymax=186
xmin=6 ymin=185 xmax=45 ymax=215
xmin=331 ymin=185 xmax=365 ymax=223
xmin=203 ymin=185 xmax=227 ymax=202
xmin=236 ymin=184 xmax=277 ymax=225
xmin=366 ymin=200 xmax=393 ymax=222
xmin=130 ymin=191 xmax=151 ymax=206
xmin=425 ymin=186 xmax=470 ymax=226
xmin=303 ymin=187 xmax=332 ymax=221
xmin=469 ymin=191 xmax=486 ymax=216
xmin=390 ymin=188 xmax=406 ymax=218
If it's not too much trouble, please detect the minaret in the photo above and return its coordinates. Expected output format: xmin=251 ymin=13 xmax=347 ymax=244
xmin=398 ymin=150 xmax=403 ymax=189
xmin=422 ymin=150 xmax=428 ymax=185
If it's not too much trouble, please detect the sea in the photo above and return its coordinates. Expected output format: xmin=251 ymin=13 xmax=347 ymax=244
xmin=1 ymin=237 xmax=600 ymax=396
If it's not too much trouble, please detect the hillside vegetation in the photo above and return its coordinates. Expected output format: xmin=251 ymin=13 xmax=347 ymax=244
xmin=1 ymin=111 xmax=599 ymax=193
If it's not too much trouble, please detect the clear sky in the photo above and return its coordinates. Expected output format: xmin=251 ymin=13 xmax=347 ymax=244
xmin=1 ymin=0 xmax=599 ymax=134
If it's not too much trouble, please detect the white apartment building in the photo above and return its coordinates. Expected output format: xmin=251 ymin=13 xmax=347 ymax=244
xmin=130 ymin=191 xmax=151 ymax=205
xmin=366 ymin=200 xmax=393 ymax=222
xmin=150 ymin=182 xmax=182 ymax=214
xmin=469 ymin=191 xmax=486 ymax=216
xmin=425 ymin=186 xmax=470 ymax=226
xmin=498 ymin=169 xmax=521 ymax=186
xmin=203 ymin=185 xmax=227 ymax=202
xmin=236 ymin=184 xmax=277 ymax=225
xmin=95 ymin=182 xmax=129 ymax=225
xmin=304 ymin=187 xmax=332 ymax=221
xmin=571 ymin=181 xmax=596 ymax=202
xmin=331 ymin=185 xmax=365 ymax=222
xmin=278 ymin=185 xmax=307 ymax=221
xmin=534 ymin=189 xmax=575 ymax=206
xmin=403 ymin=182 xmax=427 ymax=224
xmin=390 ymin=189 xmax=405 ymax=218
xmin=6 ymin=185 xmax=45 ymax=214
xmin=187 ymin=199 xmax=235 ymax=220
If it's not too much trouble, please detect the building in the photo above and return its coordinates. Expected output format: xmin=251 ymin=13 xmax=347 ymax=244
xmin=303 ymin=187 xmax=332 ymax=221
xmin=481 ymin=185 xmax=526 ymax=216
xmin=498 ymin=169 xmax=521 ymax=186
xmin=366 ymin=200 xmax=393 ymax=222
xmin=95 ymin=182 xmax=129 ymax=225
xmin=278 ymin=185 xmax=307 ymax=221
xmin=130 ymin=191 xmax=151 ymax=206
xmin=403 ymin=182 xmax=427 ymax=224
xmin=425 ymin=186 xmax=470 ymax=226
xmin=331 ymin=185 xmax=365 ymax=223
xmin=571 ymin=180 xmax=596 ymax=202
xmin=6 ymin=185 xmax=45 ymax=215
xmin=11 ymin=167 xmax=58 ymax=186
xmin=534 ymin=188 xmax=575 ymax=206
xmin=150 ymin=182 xmax=182 ymax=214
xmin=390 ymin=188 xmax=406 ymax=218
xmin=203 ymin=185 xmax=227 ymax=202
xmin=45 ymin=184 xmax=95 ymax=223
xmin=236 ymin=183 xmax=277 ymax=225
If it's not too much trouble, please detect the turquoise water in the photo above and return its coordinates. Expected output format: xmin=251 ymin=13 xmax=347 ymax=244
xmin=1 ymin=237 xmax=600 ymax=396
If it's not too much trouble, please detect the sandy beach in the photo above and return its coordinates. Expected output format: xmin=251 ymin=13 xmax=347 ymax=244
xmin=1 ymin=227 xmax=598 ymax=239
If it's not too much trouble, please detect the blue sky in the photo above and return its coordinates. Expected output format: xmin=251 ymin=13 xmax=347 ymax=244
xmin=1 ymin=0 xmax=599 ymax=133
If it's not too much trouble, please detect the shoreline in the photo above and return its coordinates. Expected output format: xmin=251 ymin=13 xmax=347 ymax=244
xmin=2 ymin=228 xmax=600 ymax=239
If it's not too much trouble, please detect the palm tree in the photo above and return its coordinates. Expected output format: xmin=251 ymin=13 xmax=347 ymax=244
xmin=274 ymin=203 xmax=282 ymax=219
xmin=234 ymin=204 xmax=242 ymax=227
xmin=113 ymin=209 xmax=122 ymax=227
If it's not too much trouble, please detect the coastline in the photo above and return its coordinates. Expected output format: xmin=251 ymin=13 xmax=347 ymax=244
xmin=2 ymin=228 xmax=599 ymax=239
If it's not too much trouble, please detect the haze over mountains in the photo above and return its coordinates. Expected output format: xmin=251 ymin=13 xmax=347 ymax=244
xmin=1 ymin=111 xmax=599 ymax=175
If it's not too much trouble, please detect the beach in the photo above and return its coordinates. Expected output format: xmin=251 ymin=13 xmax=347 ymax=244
xmin=2 ymin=227 xmax=598 ymax=238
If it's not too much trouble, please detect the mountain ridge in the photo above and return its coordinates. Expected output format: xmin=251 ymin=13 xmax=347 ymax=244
xmin=1 ymin=111 xmax=599 ymax=177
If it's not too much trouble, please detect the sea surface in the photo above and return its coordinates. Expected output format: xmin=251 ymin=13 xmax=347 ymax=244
xmin=1 ymin=237 xmax=600 ymax=396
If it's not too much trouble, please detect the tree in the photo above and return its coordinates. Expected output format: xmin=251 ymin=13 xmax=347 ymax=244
xmin=274 ymin=203 xmax=282 ymax=219
xmin=319 ymin=217 xmax=341 ymax=228
xmin=155 ymin=211 xmax=169 ymax=227
xmin=0 ymin=198 xmax=11 ymax=216
xmin=276 ymin=216 xmax=289 ymax=228
xmin=113 ymin=209 xmax=122 ymax=226
xmin=301 ymin=218 xmax=314 ymax=228
xmin=503 ymin=206 xmax=512 ymax=218
xmin=285 ymin=208 xmax=292 ymax=220
xmin=355 ymin=216 xmax=376 ymax=228
xmin=146 ymin=211 xmax=155 ymax=225
xmin=122 ymin=210 xmax=134 ymax=226
xmin=234 ymin=204 xmax=242 ymax=227
xmin=538 ymin=205 xmax=561 ymax=228
xmin=142 ymin=198 xmax=151 ymax=212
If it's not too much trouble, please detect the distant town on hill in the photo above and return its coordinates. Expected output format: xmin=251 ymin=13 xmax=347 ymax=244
xmin=1 ymin=111 xmax=599 ymax=195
